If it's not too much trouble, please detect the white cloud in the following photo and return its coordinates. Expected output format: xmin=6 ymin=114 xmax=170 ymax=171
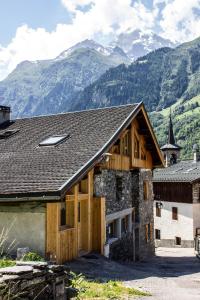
xmin=1 ymin=0 xmax=200 ymax=80
xmin=0 ymin=0 xmax=156 ymax=80
xmin=159 ymin=0 xmax=200 ymax=42
xmin=61 ymin=0 xmax=93 ymax=12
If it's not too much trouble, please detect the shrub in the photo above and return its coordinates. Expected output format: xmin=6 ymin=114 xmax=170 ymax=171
xmin=0 ymin=222 xmax=18 ymax=259
xmin=0 ymin=259 xmax=15 ymax=268
xmin=22 ymin=252 xmax=44 ymax=262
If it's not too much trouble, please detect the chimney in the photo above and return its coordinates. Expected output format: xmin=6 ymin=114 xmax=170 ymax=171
xmin=193 ymin=144 xmax=200 ymax=163
xmin=0 ymin=106 xmax=11 ymax=125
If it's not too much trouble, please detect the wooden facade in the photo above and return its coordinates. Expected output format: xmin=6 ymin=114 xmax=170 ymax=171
xmin=154 ymin=182 xmax=193 ymax=203
xmin=45 ymin=107 xmax=163 ymax=263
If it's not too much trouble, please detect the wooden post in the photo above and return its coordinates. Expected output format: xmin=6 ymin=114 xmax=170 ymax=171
xmin=74 ymin=184 xmax=79 ymax=256
xmin=87 ymin=169 xmax=94 ymax=251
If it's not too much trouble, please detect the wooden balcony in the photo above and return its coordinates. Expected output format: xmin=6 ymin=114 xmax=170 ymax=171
xmin=102 ymin=154 xmax=130 ymax=171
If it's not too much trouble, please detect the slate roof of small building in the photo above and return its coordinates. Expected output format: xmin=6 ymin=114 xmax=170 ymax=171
xmin=153 ymin=160 xmax=200 ymax=183
xmin=0 ymin=103 xmax=163 ymax=199
xmin=160 ymin=143 xmax=181 ymax=151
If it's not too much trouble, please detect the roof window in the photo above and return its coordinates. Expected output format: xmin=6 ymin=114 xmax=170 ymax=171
xmin=183 ymin=167 xmax=197 ymax=173
xmin=0 ymin=129 xmax=19 ymax=139
xmin=39 ymin=134 xmax=70 ymax=146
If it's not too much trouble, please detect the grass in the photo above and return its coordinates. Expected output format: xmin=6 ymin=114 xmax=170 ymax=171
xmin=0 ymin=259 xmax=16 ymax=268
xmin=78 ymin=279 xmax=150 ymax=299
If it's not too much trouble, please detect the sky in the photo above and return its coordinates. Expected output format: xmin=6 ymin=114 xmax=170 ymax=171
xmin=0 ymin=0 xmax=200 ymax=80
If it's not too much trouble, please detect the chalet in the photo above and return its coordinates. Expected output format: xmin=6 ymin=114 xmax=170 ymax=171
xmin=153 ymin=114 xmax=200 ymax=248
xmin=0 ymin=103 xmax=163 ymax=263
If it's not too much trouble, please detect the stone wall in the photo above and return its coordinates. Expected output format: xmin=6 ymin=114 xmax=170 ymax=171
xmin=132 ymin=169 xmax=155 ymax=261
xmin=94 ymin=169 xmax=133 ymax=215
xmin=193 ymin=182 xmax=200 ymax=203
xmin=155 ymin=239 xmax=194 ymax=248
xmin=0 ymin=262 xmax=70 ymax=300
xmin=109 ymin=233 xmax=134 ymax=261
xmin=94 ymin=168 xmax=155 ymax=261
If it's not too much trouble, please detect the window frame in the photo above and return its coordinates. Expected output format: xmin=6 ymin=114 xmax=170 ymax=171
xmin=39 ymin=134 xmax=69 ymax=146
xmin=156 ymin=202 xmax=161 ymax=217
xmin=172 ymin=207 xmax=178 ymax=220
xmin=175 ymin=236 xmax=181 ymax=245
xmin=155 ymin=229 xmax=161 ymax=240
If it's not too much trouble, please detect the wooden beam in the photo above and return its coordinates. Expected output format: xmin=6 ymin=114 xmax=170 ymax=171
xmin=74 ymin=184 xmax=79 ymax=255
xmin=87 ymin=169 xmax=94 ymax=251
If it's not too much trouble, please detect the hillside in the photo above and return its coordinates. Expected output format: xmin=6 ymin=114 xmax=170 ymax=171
xmin=150 ymin=95 xmax=200 ymax=159
xmin=0 ymin=42 xmax=130 ymax=118
xmin=70 ymin=36 xmax=200 ymax=112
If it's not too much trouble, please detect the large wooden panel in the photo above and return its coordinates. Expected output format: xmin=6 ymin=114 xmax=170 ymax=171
xmin=92 ymin=197 xmax=106 ymax=254
xmin=46 ymin=203 xmax=60 ymax=260
xmin=103 ymin=154 xmax=130 ymax=171
xmin=154 ymin=182 xmax=193 ymax=203
xmin=57 ymin=228 xmax=77 ymax=263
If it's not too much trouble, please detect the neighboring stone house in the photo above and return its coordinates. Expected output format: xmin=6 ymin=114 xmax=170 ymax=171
xmin=0 ymin=103 xmax=163 ymax=263
xmin=153 ymin=114 xmax=200 ymax=248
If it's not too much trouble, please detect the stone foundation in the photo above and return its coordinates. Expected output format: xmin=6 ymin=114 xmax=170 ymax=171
xmin=155 ymin=239 xmax=194 ymax=248
xmin=109 ymin=233 xmax=134 ymax=261
xmin=0 ymin=262 xmax=70 ymax=300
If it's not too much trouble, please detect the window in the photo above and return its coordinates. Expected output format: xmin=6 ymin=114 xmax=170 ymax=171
xmin=141 ymin=147 xmax=146 ymax=160
xmin=121 ymin=215 xmax=129 ymax=234
xmin=155 ymin=229 xmax=161 ymax=240
xmin=39 ymin=134 xmax=69 ymax=146
xmin=121 ymin=131 xmax=130 ymax=156
xmin=175 ymin=237 xmax=181 ymax=245
xmin=0 ymin=129 xmax=19 ymax=139
xmin=134 ymin=135 xmax=140 ymax=159
xmin=107 ymin=221 xmax=115 ymax=239
xmin=172 ymin=207 xmax=178 ymax=220
xmin=112 ymin=139 xmax=120 ymax=154
xmin=143 ymin=181 xmax=149 ymax=200
xmin=116 ymin=176 xmax=123 ymax=202
xmin=78 ymin=202 xmax=81 ymax=223
xmin=60 ymin=202 xmax=66 ymax=226
xmin=156 ymin=202 xmax=161 ymax=217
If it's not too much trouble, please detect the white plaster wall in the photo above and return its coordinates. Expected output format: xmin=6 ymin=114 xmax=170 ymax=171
xmin=154 ymin=201 xmax=194 ymax=240
xmin=0 ymin=212 xmax=46 ymax=256
xmin=193 ymin=203 xmax=200 ymax=235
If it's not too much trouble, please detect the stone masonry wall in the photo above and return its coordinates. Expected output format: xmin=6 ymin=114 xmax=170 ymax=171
xmin=132 ymin=169 xmax=155 ymax=261
xmin=94 ymin=168 xmax=155 ymax=261
xmin=193 ymin=182 xmax=200 ymax=203
xmin=0 ymin=262 xmax=70 ymax=300
xmin=94 ymin=169 xmax=133 ymax=215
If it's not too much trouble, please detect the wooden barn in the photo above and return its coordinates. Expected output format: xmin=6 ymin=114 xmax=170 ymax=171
xmin=0 ymin=103 xmax=163 ymax=263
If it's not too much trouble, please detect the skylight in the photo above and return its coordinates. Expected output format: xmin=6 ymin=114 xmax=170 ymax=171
xmin=0 ymin=129 xmax=19 ymax=139
xmin=39 ymin=135 xmax=69 ymax=146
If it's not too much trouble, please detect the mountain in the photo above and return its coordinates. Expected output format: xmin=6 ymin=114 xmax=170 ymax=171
xmin=112 ymin=29 xmax=176 ymax=60
xmin=0 ymin=40 xmax=130 ymax=118
xmin=69 ymin=36 xmax=200 ymax=113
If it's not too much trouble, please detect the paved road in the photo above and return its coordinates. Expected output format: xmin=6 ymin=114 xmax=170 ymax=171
xmin=68 ymin=248 xmax=200 ymax=300
xmin=125 ymin=248 xmax=200 ymax=300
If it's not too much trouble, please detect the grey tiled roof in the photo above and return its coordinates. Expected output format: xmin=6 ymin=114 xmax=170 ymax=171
xmin=153 ymin=160 xmax=200 ymax=182
xmin=0 ymin=104 xmax=141 ymax=197
xmin=160 ymin=143 xmax=181 ymax=150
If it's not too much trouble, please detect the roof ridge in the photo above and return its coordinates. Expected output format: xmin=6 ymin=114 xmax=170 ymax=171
xmin=15 ymin=103 xmax=140 ymax=121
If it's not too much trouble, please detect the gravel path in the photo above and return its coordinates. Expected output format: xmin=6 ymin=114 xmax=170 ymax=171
xmin=67 ymin=248 xmax=200 ymax=300
xmin=125 ymin=248 xmax=200 ymax=300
